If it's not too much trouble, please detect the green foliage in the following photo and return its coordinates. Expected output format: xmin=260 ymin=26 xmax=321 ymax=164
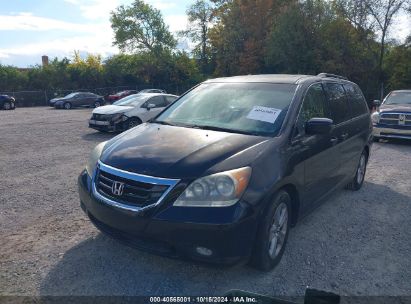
xmin=384 ymin=40 xmax=411 ymax=91
xmin=111 ymin=0 xmax=176 ymax=53
xmin=1 ymin=0 xmax=409 ymax=102
xmin=0 ymin=64 xmax=28 ymax=91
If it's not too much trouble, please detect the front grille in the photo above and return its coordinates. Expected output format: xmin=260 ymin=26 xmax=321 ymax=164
xmin=96 ymin=168 xmax=169 ymax=208
xmin=92 ymin=113 xmax=112 ymax=121
xmin=380 ymin=112 xmax=411 ymax=126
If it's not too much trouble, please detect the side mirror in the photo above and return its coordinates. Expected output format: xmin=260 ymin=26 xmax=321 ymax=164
xmin=372 ymin=100 xmax=381 ymax=107
xmin=305 ymin=118 xmax=333 ymax=135
xmin=146 ymin=103 xmax=155 ymax=110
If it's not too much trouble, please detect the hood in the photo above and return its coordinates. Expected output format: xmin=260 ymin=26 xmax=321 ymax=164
xmin=100 ymin=123 xmax=268 ymax=179
xmin=379 ymin=104 xmax=411 ymax=113
xmin=92 ymin=105 xmax=134 ymax=115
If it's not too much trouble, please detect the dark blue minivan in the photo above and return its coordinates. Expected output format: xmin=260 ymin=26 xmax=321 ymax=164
xmin=78 ymin=74 xmax=373 ymax=270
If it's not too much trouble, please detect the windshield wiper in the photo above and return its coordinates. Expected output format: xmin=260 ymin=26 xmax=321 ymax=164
xmin=151 ymin=120 xmax=180 ymax=127
xmin=188 ymin=124 xmax=262 ymax=136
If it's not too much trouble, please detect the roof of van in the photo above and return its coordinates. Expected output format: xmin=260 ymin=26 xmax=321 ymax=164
xmin=390 ymin=90 xmax=411 ymax=93
xmin=204 ymin=74 xmax=349 ymax=84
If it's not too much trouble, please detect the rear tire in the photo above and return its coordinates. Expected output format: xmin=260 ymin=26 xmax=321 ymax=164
xmin=250 ymin=190 xmax=291 ymax=271
xmin=346 ymin=150 xmax=368 ymax=191
xmin=94 ymin=101 xmax=102 ymax=108
xmin=63 ymin=102 xmax=72 ymax=110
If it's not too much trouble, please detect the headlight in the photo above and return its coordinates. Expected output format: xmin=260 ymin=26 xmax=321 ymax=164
xmin=111 ymin=113 xmax=122 ymax=121
xmin=371 ymin=112 xmax=380 ymax=124
xmin=111 ymin=113 xmax=128 ymax=122
xmin=85 ymin=141 xmax=107 ymax=177
xmin=174 ymin=167 xmax=252 ymax=207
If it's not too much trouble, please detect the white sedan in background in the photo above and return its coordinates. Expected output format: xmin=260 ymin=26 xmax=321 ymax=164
xmin=88 ymin=93 xmax=178 ymax=132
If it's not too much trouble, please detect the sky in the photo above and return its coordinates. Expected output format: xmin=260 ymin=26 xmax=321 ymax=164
xmin=0 ymin=0 xmax=410 ymax=68
xmin=0 ymin=0 xmax=192 ymax=67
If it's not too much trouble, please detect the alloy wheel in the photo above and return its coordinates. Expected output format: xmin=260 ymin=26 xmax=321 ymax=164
xmin=268 ymin=202 xmax=288 ymax=258
xmin=357 ymin=153 xmax=366 ymax=184
xmin=128 ymin=120 xmax=139 ymax=129
xmin=4 ymin=102 xmax=11 ymax=110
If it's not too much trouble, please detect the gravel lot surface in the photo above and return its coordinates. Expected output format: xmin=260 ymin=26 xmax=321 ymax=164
xmin=1 ymin=107 xmax=411 ymax=301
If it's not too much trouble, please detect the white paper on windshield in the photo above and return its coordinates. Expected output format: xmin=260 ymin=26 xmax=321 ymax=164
xmin=246 ymin=106 xmax=281 ymax=124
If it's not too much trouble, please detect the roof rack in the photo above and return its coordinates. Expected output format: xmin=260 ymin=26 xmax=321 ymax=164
xmin=317 ymin=73 xmax=348 ymax=80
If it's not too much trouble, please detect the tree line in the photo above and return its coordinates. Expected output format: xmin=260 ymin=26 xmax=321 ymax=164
xmin=0 ymin=0 xmax=410 ymax=104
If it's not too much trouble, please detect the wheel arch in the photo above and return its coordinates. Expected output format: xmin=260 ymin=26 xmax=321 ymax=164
xmin=278 ymin=184 xmax=300 ymax=227
xmin=364 ymin=145 xmax=370 ymax=160
xmin=258 ymin=183 xmax=301 ymax=227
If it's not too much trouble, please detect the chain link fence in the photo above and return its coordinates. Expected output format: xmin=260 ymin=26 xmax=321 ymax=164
xmin=1 ymin=84 xmax=192 ymax=107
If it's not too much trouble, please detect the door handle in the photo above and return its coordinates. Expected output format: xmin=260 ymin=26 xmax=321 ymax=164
xmin=330 ymin=137 xmax=339 ymax=145
xmin=341 ymin=133 xmax=349 ymax=140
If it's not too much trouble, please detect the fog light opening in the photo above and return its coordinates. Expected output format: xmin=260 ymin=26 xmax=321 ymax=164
xmin=196 ymin=246 xmax=213 ymax=257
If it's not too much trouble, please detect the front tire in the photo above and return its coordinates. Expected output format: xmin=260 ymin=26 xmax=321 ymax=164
xmin=250 ymin=190 xmax=291 ymax=271
xmin=346 ymin=150 xmax=368 ymax=191
xmin=94 ymin=100 xmax=102 ymax=108
xmin=126 ymin=117 xmax=142 ymax=130
xmin=63 ymin=102 xmax=72 ymax=110
xmin=3 ymin=102 xmax=11 ymax=110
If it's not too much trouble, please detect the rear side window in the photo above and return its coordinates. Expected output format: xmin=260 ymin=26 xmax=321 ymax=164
xmin=343 ymin=84 xmax=369 ymax=117
xmin=165 ymin=96 xmax=177 ymax=105
xmin=324 ymin=83 xmax=350 ymax=124
xmin=296 ymin=83 xmax=330 ymax=135
xmin=148 ymin=96 xmax=167 ymax=108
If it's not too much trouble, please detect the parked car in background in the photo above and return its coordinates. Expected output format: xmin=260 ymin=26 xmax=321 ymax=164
xmin=0 ymin=95 xmax=16 ymax=110
xmin=372 ymin=90 xmax=411 ymax=141
xmin=106 ymin=90 xmax=138 ymax=103
xmin=89 ymin=93 xmax=178 ymax=132
xmin=139 ymin=89 xmax=166 ymax=94
xmin=50 ymin=92 xmax=104 ymax=109
xmin=79 ymin=73 xmax=372 ymax=271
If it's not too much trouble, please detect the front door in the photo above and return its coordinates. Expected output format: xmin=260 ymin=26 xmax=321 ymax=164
xmin=293 ymin=83 xmax=341 ymax=208
xmin=143 ymin=96 xmax=167 ymax=121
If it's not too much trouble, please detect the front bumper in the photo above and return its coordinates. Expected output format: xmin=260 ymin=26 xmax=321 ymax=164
xmin=373 ymin=125 xmax=411 ymax=140
xmin=78 ymin=170 xmax=258 ymax=264
xmin=88 ymin=119 xmax=122 ymax=132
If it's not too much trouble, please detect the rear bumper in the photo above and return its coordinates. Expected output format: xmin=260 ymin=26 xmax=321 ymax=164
xmin=78 ymin=170 xmax=258 ymax=264
xmin=373 ymin=125 xmax=411 ymax=140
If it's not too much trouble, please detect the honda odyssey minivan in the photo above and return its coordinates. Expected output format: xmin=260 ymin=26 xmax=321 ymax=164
xmin=78 ymin=74 xmax=373 ymax=270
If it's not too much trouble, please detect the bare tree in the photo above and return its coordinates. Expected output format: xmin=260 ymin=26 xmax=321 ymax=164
xmin=364 ymin=0 xmax=408 ymax=99
xmin=335 ymin=0 xmax=374 ymax=30
xmin=179 ymin=0 xmax=214 ymax=73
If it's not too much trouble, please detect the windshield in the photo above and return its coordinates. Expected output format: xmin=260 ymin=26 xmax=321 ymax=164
xmin=384 ymin=91 xmax=411 ymax=105
xmin=154 ymin=82 xmax=297 ymax=136
xmin=113 ymin=94 xmax=141 ymax=105
xmin=114 ymin=95 xmax=147 ymax=106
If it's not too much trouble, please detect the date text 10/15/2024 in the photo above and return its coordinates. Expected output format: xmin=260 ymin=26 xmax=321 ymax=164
xmin=149 ymin=296 xmax=258 ymax=303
